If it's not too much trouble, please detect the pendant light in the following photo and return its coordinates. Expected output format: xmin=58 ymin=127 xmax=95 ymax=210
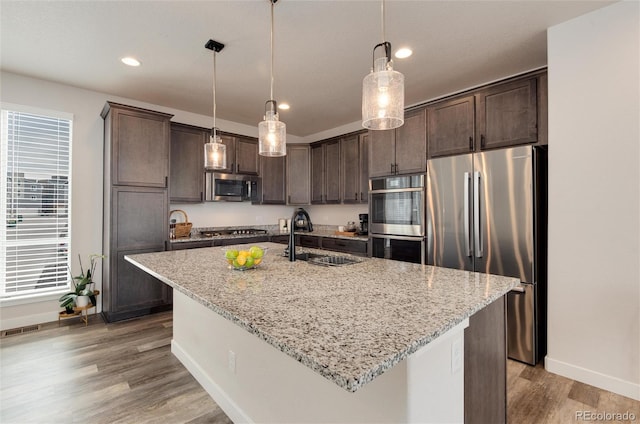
xmin=362 ymin=0 xmax=405 ymax=130
xmin=204 ymin=39 xmax=227 ymax=170
xmin=258 ymin=0 xmax=286 ymax=157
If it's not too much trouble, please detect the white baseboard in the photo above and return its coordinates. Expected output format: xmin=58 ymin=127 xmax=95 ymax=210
xmin=171 ymin=340 xmax=253 ymax=424
xmin=0 ymin=311 xmax=59 ymax=331
xmin=545 ymin=356 xmax=640 ymax=401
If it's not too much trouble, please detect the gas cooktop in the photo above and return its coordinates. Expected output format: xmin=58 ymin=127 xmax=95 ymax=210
xmin=199 ymin=228 xmax=268 ymax=238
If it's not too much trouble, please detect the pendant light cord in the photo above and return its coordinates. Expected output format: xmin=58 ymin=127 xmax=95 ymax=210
xmin=212 ymin=50 xmax=217 ymax=130
xmin=270 ymin=0 xmax=275 ymax=102
xmin=381 ymin=0 xmax=386 ymax=43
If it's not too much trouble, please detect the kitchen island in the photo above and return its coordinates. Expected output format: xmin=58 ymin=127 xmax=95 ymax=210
xmin=126 ymin=242 xmax=518 ymax=423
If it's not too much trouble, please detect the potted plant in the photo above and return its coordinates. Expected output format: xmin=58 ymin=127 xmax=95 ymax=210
xmin=59 ymin=254 xmax=105 ymax=312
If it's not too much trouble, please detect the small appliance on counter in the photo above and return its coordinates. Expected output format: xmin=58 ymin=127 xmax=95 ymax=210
xmin=292 ymin=208 xmax=313 ymax=232
xmin=358 ymin=213 xmax=369 ymax=235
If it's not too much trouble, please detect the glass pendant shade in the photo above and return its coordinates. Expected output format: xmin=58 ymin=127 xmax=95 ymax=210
xmin=204 ymin=132 xmax=227 ymax=169
xmin=259 ymin=109 xmax=286 ymax=157
xmin=363 ymin=56 xmax=404 ymax=130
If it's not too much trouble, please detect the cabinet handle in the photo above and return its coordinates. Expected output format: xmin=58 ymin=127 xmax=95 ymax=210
xmin=469 ymin=136 xmax=474 ymax=151
xmin=200 ymin=192 xmax=203 ymax=202
xmin=361 ymin=192 xmax=364 ymax=202
xmin=288 ymin=195 xmax=291 ymax=204
xmin=236 ymin=163 xmax=239 ymax=173
xmin=165 ymin=176 xmax=168 ymax=188
xmin=481 ymin=134 xmax=486 ymax=149
xmin=391 ymin=163 xmax=394 ymax=174
xmin=355 ymin=192 xmax=358 ymax=201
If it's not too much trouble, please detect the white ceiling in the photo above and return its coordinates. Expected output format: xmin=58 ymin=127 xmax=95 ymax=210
xmin=1 ymin=0 xmax=614 ymax=137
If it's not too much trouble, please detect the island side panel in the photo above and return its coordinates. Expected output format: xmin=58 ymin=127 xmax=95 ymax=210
xmin=171 ymin=290 xmax=468 ymax=423
xmin=464 ymin=295 xmax=507 ymax=424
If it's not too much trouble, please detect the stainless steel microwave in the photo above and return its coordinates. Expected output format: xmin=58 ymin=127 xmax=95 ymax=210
xmin=204 ymin=172 xmax=257 ymax=202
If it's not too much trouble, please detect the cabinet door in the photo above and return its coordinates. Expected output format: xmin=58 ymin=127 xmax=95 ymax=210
xmin=112 ymin=107 xmax=170 ymax=187
xmin=324 ymin=140 xmax=341 ymax=204
xmin=235 ymin=137 xmax=259 ymax=175
xmin=170 ymin=124 xmax=205 ymax=203
xmin=321 ymin=238 xmax=368 ymax=256
xmin=359 ymin=133 xmax=369 ymax=203
xmin=369 ymin=129 xmax=396 ymax=177
xmin=109 ymin=249 xmax=171 ymax=318
xmin=169 ymin=241 xmax=213 ymax=250
xmin=112 ymin=186 xmax=168 ymax=250
xmin=477 ymin=78 xmax=537 ymax=150
xmin=341 ymin=135 xmax=360 ymax=204
xmin=310 ymin=144 xmax=324 ymax=204
xmin=287 ymin=145 xmax=310 ymax=205
xmin=395 ymin=108 xmax=427 ymax=175
xmin=428 ymin=95 xmax=475 ymax=158
xmin=259 ymin=155 xmax=286 ymax=204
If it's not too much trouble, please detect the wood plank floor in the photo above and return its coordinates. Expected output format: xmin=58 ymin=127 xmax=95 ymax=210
xmin=1 ymin=312 xmax=638 ymax=423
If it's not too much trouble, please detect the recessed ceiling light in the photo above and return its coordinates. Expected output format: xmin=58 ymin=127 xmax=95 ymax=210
xmin=395 ymin=48 xmax=413 ymax=59
xmin=121 ymin=57 xmax=141 ymax=67
xmin=278 ymin=103 xmax=290 ymax=110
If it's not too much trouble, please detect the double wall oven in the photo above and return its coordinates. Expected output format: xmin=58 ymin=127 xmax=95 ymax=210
xmin=369 ymin=174 xmax=426 ymax=264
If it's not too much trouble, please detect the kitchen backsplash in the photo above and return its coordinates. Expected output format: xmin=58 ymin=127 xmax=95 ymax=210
xmin=170 ymin=202 xmax=367 ymax=228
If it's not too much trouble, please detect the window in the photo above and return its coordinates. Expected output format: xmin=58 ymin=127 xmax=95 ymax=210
xmin=1 ymin=105 xmax=73 ymax=299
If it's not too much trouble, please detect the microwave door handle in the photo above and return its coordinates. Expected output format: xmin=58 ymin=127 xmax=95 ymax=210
xmin=464 ymin=172 xmax=471 ymax=257
xmin=474 ymin=171 xmax=483 ymax=258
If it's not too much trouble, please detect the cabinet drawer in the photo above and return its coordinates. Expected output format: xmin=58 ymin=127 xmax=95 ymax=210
xmin=170 ymin=240 xmax=213 ymax=250
xmin=299 ymin=235 xmax=320 ymax=248
xmin=270 ymin=235 xmax=290 ymax=244
xmin=219 ymin=235 xmax=269 ymax=246
xmin=321 ymin=238 xmax=368 ymax=256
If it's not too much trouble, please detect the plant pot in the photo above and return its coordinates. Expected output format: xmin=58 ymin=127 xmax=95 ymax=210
xmin=76 ymin=295 xmax=90 ymax=308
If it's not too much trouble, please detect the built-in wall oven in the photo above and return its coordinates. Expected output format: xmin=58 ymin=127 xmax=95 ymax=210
xmin=369 ymin=174 xmax=426 ymax=264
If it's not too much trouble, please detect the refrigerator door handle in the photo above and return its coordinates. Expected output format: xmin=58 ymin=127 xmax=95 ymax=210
xmin=474 ymin=171 xmax=483 ymax=257
xmin=464 ymin=172 xmax=471 ymax=257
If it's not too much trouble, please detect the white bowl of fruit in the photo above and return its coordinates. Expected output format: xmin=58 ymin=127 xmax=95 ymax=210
xmin=224 ymin=246 xmax=267 ymax=271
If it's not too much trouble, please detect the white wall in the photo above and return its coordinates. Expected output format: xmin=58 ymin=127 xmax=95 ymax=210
xmin=546 ymin=1 xmax=640 ymax=400
xmin=0 ymin=71 xmax=343 ymax=330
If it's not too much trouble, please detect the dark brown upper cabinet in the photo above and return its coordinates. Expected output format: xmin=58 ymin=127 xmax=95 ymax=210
xmin=218 ymin=134 xmax=259 ymax=175
xmin=170 ymin=123 xmax=206 ymax=203
xmin=427 ymin=95 xmax=476 ymax=158
xmin=311 ymin=140 xmax=341 ymax=204
xmin=104 ymin=103 xmax=171 ymax=188
xmin=286 ymin=144 xmax=311 ymax=205
xmin=427 ymin=72 xmax=545 ymax=158
xmin=341 ymin=132 xmax=368 ymax=204
xmin=369 ymin=107 xmax=427 ymax=177
xmin=256 ymin=155 xmax=286 ymax=204
xmin=476 ymin=77 xmax=538 ymax=150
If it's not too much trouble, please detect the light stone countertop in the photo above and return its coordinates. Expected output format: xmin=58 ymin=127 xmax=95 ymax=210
xmin=126 ymin=242 xmax=518 ymax=392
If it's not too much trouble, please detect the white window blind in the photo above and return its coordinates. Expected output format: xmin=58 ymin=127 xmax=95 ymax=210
xmin=1 ymin=107 xmax=72 ymax=299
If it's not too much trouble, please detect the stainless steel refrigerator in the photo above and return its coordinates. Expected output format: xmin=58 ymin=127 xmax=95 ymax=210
xmin=426 ymin=145 xmax=547 ymax=365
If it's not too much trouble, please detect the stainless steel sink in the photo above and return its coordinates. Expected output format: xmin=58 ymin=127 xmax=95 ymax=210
xmin=293 ymin=252 xmax=327 ymax=261
xmin=308 ymin=255 xmax=361 ymax=267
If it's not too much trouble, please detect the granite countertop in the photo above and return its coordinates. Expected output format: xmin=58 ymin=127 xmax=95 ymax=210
xmin=171 ymin=226 xmax=368 ymax=243
xmin=126 ymin=242 xmax=518 ymax=392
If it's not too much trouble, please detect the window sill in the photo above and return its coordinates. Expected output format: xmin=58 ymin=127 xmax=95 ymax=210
xmin=0 ymin=291 xmax=68 ymax=307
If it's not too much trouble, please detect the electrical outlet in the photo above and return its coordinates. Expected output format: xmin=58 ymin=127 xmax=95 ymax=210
xmin=228 ymin=350 xmax=236 ymax=374
xmin=451 ymin=339 xmax=462 ymax=374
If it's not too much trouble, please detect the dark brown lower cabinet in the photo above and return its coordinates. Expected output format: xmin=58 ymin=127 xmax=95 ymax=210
xmin=320 ymin=238 xmax=367 ymax=256
xmin=464 ymin=296 xmax=507 ymax=424
xmin=102 ymin=249 xmax=172 ymax=322
xmin=102 ymin=186 xmax=172 ymax=323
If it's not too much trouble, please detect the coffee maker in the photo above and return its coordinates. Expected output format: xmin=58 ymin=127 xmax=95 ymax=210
xmin=293 ymin=208 xmax=313 ymax=232
xmin=359 ymin=213 xmax=368 ymax=235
